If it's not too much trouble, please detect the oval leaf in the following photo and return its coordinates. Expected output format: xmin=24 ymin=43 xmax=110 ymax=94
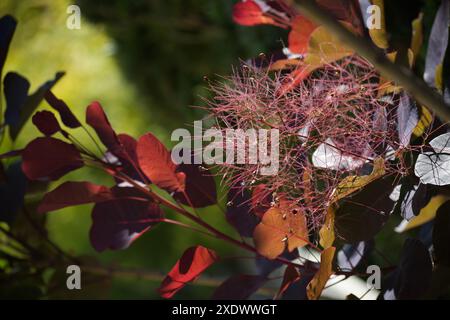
xmin=137 ymin=132 xmax=185 ymax=193
xmin=21 ymin=137 xmax=83 ymax=181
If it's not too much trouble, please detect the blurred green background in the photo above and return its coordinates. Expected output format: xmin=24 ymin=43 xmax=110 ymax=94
xmin=0 ymin=0 xmax=285 ymax=299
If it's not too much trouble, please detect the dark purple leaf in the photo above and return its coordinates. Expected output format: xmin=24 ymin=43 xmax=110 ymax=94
xmin=335 ymin=177 xmax=394 ymax=243
xmin=226 ymin=186 xmax=260 ymax=238
xmin=381 ymin=239 xmax=432 ymax=300
xmin=44 ymin=91 xmax=81 ymax=128
xmin=0 ymin=15 xmax=16 ymax=83
xmin=159 ymin=246 xmax=218 ymax=298
xmin=32 ymin=110 xmax=61 ymax=136
xmin=8 ymin=72 xmax=65 ymax=140
xmin=174 ymin=162 xmax=217 ymax=208
xmin=433 ymin=201 xmax=450 ymax=267
xmin=0 ymin=161 xmax=26 ymax=223
xmin=89 ymin=188 xmax=163 ymax=252
xmin=86 ymin=101 xmax=123 ymax=157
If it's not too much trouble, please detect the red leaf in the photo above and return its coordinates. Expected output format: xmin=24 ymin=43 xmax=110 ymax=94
xmin=212 ymin=274 xmax=267 ymax=300
xmin=38 ymin=181 xmax=114 ymax=213
xmin=116 ymin=133 xmax=146 ymax=182
xmin=90 ymin=188 xmax=163 ymax=252
xmin=158 ymin=246 xmax=218 ymax=298
xmin=174 ymin=163 xmax=216 ymax=208
xmin=86 ymin=101 xmax=123 ymax=156
xmin=232 ymin=0 xmax=276 ymax=26
xmin=288 ymin=16 xmax=317 ymax=55
xmin=32 ymin=110 xmax=61 ymax=136
xmin=21 ymin=137 xmax=83 ymax=180
xmin=137 ymin=133 xmax=185 ymax=193
xmin=44 ymin=91 xmax=81 ymax=128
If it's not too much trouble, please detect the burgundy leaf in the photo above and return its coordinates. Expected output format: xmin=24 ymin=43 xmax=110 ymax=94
xmin=174 ymin=163 xmax=216 ymax=208
xmin=137 ymin=133 xmax=185 ymax=193
xmin=38 ymin=181 xmax=114 ymax=213
xmin=158 ymin=246 xmax=218 ymax=298
xmin=86 ymin=101 xmax=123 ymax=156
xmin=212 ymin=274 xmax=267 ymax=300
xmin=32 ymin=110 xmax=61 ymax=136
xmin=89 ymin=189 xmax=163 ymax=252
xmin=116 ymin=133 xmax=146 ymax=182
xmin=44 ymin=91 xmax=81 ymax=128
xmin=21 ymin=137 xmax=83 ymax=181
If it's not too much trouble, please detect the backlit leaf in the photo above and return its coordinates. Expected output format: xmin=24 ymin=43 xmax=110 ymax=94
xmin=174 ymin=162 xmax=216 ymax=208
xmin=410 ymin=13 xmax=424 ymax=65
xmin=253 ymin=201 xmax=308 ymax=260
xmin=158 ymin=246 xmax=218 ymax=298
xmin=137 ymin=132 xmax=185 ymax=193
xmin=0 ymin=15 xmax=16 ymax=95
xmin=307 ymin=246 xmax=335 ymax=300
xmin=37 ymin=181 xmax=114 ymax=213
xmin=90 ymin=188 xmax=163 ymax=252
xmin=368 ymin=0 xmax=389 ymax=49
xmin=433 ymin=201 xmax=450 ymax=267
xmin=381 ymin=239 xmax=432 ymax=300
xmin=86 ymin=101 xmax=123 ymax=156
xmin=319 ymin=206 xmax=335 ymax=249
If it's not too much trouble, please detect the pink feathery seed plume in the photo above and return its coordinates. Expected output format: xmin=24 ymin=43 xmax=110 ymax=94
xmin=203 ymin=55 xmax=409 ymax=229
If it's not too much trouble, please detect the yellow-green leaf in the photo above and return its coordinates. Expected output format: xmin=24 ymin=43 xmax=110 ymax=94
xmin=319 ymin=206 xmax=335 ymax=249
xmin=410 ymin=13 xmax=424 ymax=65
xmin=307 ymin=246 xmax=335 ymax=300
xmin=395 ymin=194 xmax=450 ymax=232
xmin=369 ymin=0 xmax=389 ymax=49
